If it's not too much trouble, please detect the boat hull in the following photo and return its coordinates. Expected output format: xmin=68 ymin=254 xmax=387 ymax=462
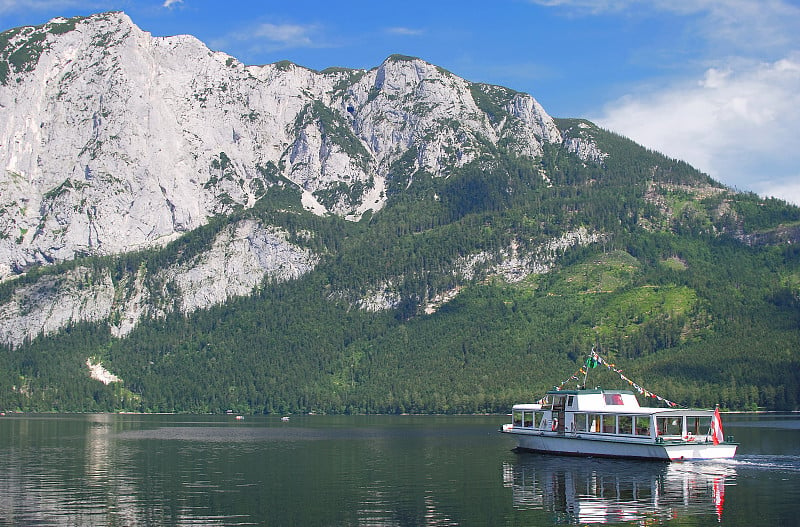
xmin=501 ymin=429 xmax=737 ymax=461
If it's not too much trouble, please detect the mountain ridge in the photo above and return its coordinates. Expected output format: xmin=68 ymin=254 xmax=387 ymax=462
xmin=0 ymin=12 xmax=582 ymax=279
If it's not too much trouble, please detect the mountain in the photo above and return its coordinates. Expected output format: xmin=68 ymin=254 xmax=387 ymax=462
xmin=0 ymin=12 xmax=576 ymax=275
xmin=0 ymin=12 xmax=598 ymax=342
xmin=1 ymin=13 xmax=799 ymax=414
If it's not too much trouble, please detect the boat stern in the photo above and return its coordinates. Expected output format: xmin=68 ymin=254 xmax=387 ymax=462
xmin=663 ymin=441 xmax=738 ymax=461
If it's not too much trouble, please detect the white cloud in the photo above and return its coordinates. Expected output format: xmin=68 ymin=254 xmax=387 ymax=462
xmin=209 ymin=21 xmax=325 ymax=57
xmin=595 ymin=56 xmax=800 ymax=204
xmin=759 ymin=179 xmax=800 ymax=207
xmin=162 ymin=0 xmax=183 ymax=8
xmin=386 ymin=27 xmax=424 ymax=36
xmin=655 ymin=0 xmax=800 ymax=57
xmin=528 ymin=0 xmax=634 ymax=14
xmin=535 ymin=0 xmax=800 ymax=205
xmin=532 ymin=0 xmax=800 ymax=52
xmin=252 ymin=22 xmax=319 ymax=48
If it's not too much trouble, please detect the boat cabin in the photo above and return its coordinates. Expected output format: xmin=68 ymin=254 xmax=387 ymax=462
xmin=511 ymin=389 xmax=715 ymax=442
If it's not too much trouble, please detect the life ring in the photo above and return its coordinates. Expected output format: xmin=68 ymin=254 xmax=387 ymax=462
xmin=551 ymin=418 xmax=558 ymax=431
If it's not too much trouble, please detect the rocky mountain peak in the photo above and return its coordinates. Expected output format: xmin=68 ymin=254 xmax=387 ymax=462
xmin=1 ymin=12 xmax=589 ymax=280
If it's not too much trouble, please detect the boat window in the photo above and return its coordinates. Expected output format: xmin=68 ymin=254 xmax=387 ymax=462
xmin=686 ymin=416 xmax=712 ymax=437
xmin=567 ymin=395 xmax=575 ymax=407
xmin=588 ymin=414 xmax=601 ymax=433
xmin=523 ymin=412 xmax=533 ymax=428
xmin=635 ymin=416 xmax=651 ymax=436
xmin=513 ymin=411 xmax=523 ymax=427
xmin=656 ymin=416 xmax=682 ymax=437
xmin=602 ymin=414 xmax=616 ymax=434
xmin=618 ymin=415 xmax=633 ymax=435
xmin=604 ymin=393 xmax=624 ymax=405
xmin=573 ymin=413 xmax=588 ymax=432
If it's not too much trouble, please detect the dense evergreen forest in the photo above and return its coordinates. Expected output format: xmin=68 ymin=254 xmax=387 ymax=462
xmin=1 ymin=120 xmax=799 ymax=414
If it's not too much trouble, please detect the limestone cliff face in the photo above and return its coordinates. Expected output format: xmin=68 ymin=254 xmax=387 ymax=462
xmin=0 ymin=267 xmax=115 ymax=347
xmin=0 ymin=219 xmax=316 ymax=347
xmin=0 ymin=13 xmax=584 ymax=278
xmin=0 ymin=13 xmax=331 ymax=276
xmin=0 ymin=12 xmax=607 ymax=347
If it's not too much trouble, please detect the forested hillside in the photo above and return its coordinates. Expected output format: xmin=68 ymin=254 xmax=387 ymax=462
xmin=2 ymin=119 xmax=798 ymax=414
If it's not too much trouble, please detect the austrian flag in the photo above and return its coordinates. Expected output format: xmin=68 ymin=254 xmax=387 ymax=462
xmin=711 ymin=406 xmax=724 ymax=445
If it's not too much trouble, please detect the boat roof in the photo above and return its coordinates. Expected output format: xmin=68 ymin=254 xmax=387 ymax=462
xmin=546 ymin=388 xmax=633 ymax=395
xmin=513 ymin=387 xmax=716 ymax=415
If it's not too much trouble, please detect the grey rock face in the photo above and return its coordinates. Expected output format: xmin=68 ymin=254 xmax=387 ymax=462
xmin=0 ymin=14 xmax=577 ymax=279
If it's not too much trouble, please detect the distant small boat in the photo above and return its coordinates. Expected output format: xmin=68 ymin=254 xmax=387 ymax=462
xmin=235 ymin=415 xmax=244 ymax=420
xmin=500 ymin=352 xmax=737 ymax=461
xmin=281 ymin=416 xmax=290 ymax=422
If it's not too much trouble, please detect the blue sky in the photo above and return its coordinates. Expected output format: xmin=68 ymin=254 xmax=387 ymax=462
xmin=2 ymin=0 xmax=799 ymax=205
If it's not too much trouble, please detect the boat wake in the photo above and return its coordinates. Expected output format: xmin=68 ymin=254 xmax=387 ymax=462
xmin=724 ymin=454 xmax=800 ymax=473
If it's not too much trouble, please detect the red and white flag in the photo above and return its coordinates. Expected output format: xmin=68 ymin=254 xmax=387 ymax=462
xmin=711 ymin=406 xmax=724 ymax=445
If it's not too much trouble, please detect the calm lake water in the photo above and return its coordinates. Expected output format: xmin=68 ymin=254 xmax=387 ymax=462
xmin=0 ymin=413 xmax=798 ymax=526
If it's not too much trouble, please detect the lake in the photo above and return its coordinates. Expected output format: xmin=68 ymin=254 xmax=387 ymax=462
xmin=0 ymin=413 xmax=798 ymax=525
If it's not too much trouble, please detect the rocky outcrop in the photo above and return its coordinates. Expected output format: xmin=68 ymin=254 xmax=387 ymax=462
xmin=736 ymin=223 xmax=800 ymax=247
xmin=0 ymin=219 xmax=316 ymax=348
xmin=0 ymin=267 xmax=116 ymax=347
xmin=559 ymin=120 xmax=608 ymax=165
xmin=164 ymin=220 xmax=317 ymax=315
xmin=351 ymin=227 xmax=604 ymax=314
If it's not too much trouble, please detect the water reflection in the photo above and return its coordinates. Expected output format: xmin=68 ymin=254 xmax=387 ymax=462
xmin=86 ymin=413 xmax=113 ymax=480
xmin=503 ymin=454 xmax=735 ymax=524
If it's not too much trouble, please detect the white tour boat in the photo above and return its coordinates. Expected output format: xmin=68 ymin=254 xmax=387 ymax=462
xmin=500 ymin=354 xmax=737 ymax=460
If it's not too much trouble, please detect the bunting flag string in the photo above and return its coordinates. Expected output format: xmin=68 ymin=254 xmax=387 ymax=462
xmin=551 ymin=349 xmax=680 ymax=408
xmin=537 ymin=365 xmax=585 ymax=404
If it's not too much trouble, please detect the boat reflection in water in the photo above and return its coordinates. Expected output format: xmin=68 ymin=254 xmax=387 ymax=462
xmin=503 ymin=454 xmax=734 ymax=524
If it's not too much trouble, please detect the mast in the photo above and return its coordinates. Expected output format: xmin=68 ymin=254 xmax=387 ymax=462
xmin=582 ymin=348 xmax=598 ymax=389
